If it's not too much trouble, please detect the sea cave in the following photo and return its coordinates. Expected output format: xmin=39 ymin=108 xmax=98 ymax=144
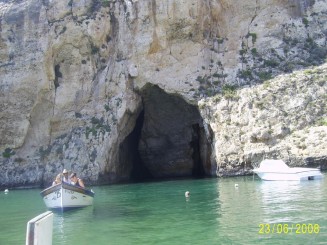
xmin=118 ymin=85 xmax=214 ymax=182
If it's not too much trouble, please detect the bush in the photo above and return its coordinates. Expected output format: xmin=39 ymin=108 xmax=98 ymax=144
xmin=317 ymin=118 xmax=327 ymax=126
xmin=257 ymin=71 xmax=272 ymax=81
xmin=102 ymin=0 xmax=111 ymax=7
xmin=222 ymin=85 xmax=237 ymax=99
xmin=91 ymin=43 xmax=99 ymax=54
xmin=239 ymin=69 xmax=253 ymax=80
xmin=251 ymin=48 xmax=257 ymax=55
xmin=2 ymin=148 xmax=15 ymax=158
xmin=246 ymin=32 xmax=257 ymax=43
xmin=264 ymin=59 xmax=279 ymax=68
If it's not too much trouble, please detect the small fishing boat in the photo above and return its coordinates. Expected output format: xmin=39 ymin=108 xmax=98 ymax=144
xmin=253 ymin=159 xmax=323 ymax=181
xmin=40 ymin=182 xmax=95 ymax=210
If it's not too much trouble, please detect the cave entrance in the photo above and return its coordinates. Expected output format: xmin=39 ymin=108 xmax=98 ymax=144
xmin=119 ymin=85 xmax=213 ymax=182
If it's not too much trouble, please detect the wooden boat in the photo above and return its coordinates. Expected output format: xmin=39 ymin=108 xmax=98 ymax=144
xmin=40 ymin=182 xmax=95 ymax=210
xmin=253 ymin=159 xmax=323 ymax=181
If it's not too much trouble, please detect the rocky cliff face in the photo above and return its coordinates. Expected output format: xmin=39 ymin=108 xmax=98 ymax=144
xmin=0 ymin=0 xmax=326 ymax=188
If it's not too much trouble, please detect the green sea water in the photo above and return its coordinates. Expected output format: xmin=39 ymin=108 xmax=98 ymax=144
xmin=1 ymin=174 xmax=326 ymax=245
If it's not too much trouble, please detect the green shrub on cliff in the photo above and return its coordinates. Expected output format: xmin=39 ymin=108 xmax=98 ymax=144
xmin=2 ymin=148 xmax=15 ymax=158
xmin=317 ymin=117 xmax=327 ymax=126
xmin=222 ymin=85 xmax=238 ymax=99
xmin=102 ymin=0 xmax=111 ymax=7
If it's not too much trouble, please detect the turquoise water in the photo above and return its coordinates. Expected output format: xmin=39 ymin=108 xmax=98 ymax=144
xmin=1 ymin=174 xmax=326 ymax=244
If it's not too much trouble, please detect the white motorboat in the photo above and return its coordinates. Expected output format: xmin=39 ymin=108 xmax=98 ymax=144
xmin=253 ymin=159 xmax=323 ymax=181
xmin=40 ymin=182 xmax=95 ymax=210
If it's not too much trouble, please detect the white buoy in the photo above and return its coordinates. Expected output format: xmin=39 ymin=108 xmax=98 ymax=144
xmin=4 ymin=189 xmax=9 ymax=194
xmin=185 ymin=191 xmax=190 ymax=197
xmin=234 ymin=184 xmax=239 ymax=188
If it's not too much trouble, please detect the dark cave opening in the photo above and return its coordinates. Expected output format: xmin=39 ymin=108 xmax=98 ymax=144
xmin=128 ymin=110 xmax=154 ymax=181
xmin=191 ymin=124 xmax=205 ymax=177
xmin=118 ymin=110 xmax=154 ymax=182
xmin=119 ymin=85 xmax=213 ymax=182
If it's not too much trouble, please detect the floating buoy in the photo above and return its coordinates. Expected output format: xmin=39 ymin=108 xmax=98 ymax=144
xmin=234 ymin=184 xmax=239 ymax=188
xmin=4 ymin=189 xmax=9 ymax=194
xmin=185 ymin=191 xmax=190 ymax=197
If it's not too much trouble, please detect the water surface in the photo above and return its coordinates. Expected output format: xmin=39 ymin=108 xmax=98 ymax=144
xmin=1 ymin=174 xmax=326 ymax=244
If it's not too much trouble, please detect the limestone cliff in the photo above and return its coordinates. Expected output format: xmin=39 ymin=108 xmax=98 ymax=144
xmin=0 ymin=0 xmax=326 ymax=188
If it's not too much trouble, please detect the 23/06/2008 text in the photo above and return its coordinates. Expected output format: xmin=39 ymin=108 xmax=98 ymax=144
xmin=258 ymin=223 xmax=320 ymax=234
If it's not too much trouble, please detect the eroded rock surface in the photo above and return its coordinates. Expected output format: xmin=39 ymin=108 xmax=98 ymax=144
xmin=0 ymin=0 xmax=326 ymax=187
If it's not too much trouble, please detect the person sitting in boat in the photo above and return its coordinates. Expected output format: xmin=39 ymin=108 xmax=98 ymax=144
xmin=70 ymin=172 xmax=85 ymax=188
xmin=52 ymin=169 xmax=70 ymax=185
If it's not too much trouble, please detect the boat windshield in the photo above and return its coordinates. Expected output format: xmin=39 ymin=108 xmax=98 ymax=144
xmin=259 ymin=159 xmax=289 ymax=170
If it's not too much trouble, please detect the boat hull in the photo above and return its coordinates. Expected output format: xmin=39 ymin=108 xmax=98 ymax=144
xmin=40 ymin=183 xmax=94 ymax=209
xmin=253 ymin=159 xmax=323 ymax=181
xmin=254 ymin=169 xmax=323 ymax=181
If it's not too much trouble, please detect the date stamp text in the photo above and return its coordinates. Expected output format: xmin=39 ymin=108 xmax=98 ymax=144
xmin=258 ymin=223 xmax=320 ymax=234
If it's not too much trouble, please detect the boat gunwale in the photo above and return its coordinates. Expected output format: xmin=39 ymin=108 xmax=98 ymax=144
xmin=40 ymin=183 xmax=95 ymax=197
